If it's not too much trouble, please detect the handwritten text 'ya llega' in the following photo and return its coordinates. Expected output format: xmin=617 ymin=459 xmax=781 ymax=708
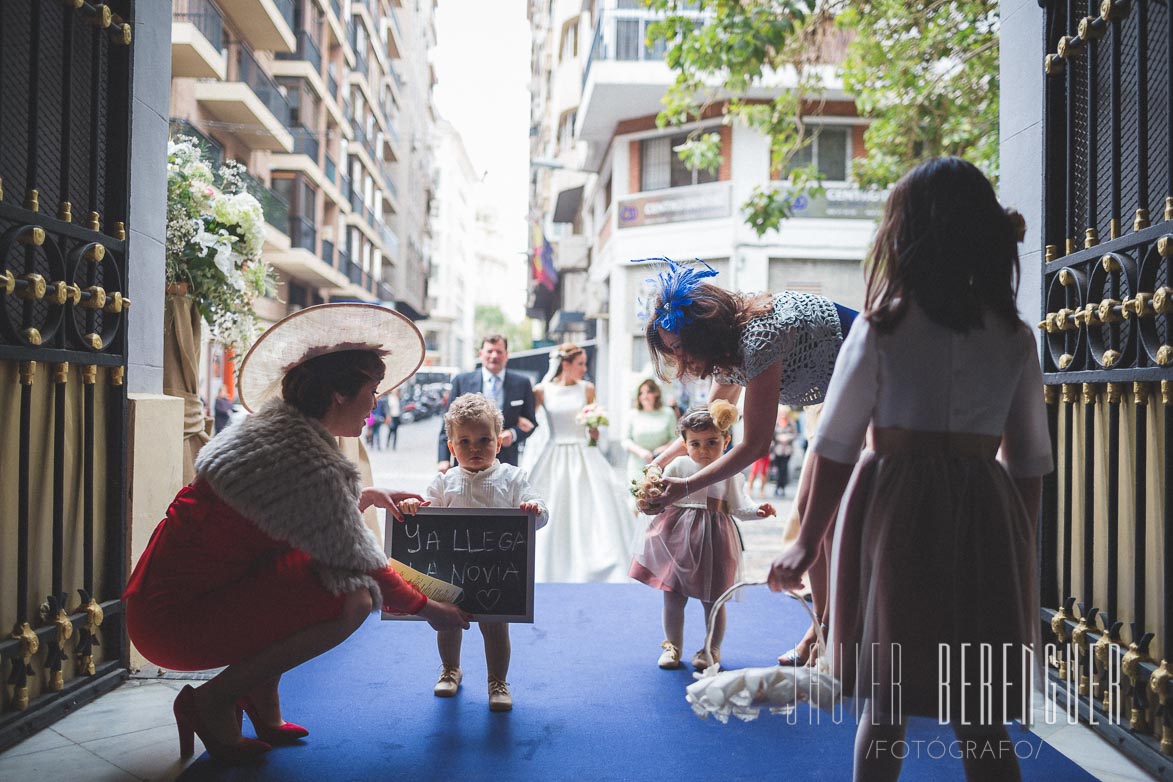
xmin=401 ymin=524 xmax=527 ymax=554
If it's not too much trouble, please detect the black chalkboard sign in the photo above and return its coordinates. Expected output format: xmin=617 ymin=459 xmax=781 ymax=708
xmin=384 ymin=507 xmax=536 ymax=622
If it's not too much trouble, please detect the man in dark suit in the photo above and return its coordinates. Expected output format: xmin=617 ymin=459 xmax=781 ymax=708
xmin=437 ymin=334 xmax=537 ymax=470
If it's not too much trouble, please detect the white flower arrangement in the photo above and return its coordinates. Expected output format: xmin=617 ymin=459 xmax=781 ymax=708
xmin=166 ymin=136 xmax=275 ymax=352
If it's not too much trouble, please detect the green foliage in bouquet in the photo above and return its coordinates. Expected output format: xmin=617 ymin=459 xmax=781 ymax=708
xmin=166 ymin=137 xmax=276 ymax=352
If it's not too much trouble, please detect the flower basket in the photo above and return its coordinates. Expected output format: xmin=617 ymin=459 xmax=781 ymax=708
xmin=685 ymin=581 xmax=841 ymax=723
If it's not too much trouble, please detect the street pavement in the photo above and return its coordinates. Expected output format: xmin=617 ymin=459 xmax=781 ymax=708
xmin=364 ymin=416 xmax=796 ymax=580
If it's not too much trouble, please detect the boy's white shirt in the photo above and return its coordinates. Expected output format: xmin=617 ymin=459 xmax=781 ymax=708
xmin=663 ymin=455 xmax=761 ymax=521
xmin=425 ymin=460 xmax=549 ymax=530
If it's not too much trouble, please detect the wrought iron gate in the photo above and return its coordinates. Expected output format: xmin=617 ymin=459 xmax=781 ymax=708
xmin=1040 ymin=0 xmax=1172 ymax=774
xmin=0 ymin=0 xmax=134 ymax=750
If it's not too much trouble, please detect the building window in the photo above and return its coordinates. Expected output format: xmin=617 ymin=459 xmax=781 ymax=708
xmin=557 ymin=110 xmax=576 ymax=154
xmin=784 ymin=125 xmax=851 ymax=182
xmin=640 ymin=131 xmax=720 ymax=192
xmin=559 ymin=19 xmax=578 ymax=62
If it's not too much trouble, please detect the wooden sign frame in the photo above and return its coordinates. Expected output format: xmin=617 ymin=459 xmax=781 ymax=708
xmin=382 ymin=507 xmax=536 ymax=623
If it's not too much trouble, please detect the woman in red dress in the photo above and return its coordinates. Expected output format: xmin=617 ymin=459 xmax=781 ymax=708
xmin=124 ymin=304 xmax=470 ymax=762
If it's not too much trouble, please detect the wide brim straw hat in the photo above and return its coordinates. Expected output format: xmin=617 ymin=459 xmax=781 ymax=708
xmin=238 ymin=303 xmax=424 ymax=412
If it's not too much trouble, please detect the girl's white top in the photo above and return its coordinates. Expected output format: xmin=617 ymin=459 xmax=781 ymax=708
xmin=425 ymin=460 xmax=550 ymax=529
xmin=663 ymin=455 xmax=761 ymax=521
xmin=713 ymin=292 xmax=843 ymax=406
xmin=811 ymin=302 xmax=1054 ymax=478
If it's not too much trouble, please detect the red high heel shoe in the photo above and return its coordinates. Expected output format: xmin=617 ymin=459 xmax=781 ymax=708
xmin=174 ymin=685 xmax=271 ymax=761
xmin=237 ymin=696 xmax=310 ymax=744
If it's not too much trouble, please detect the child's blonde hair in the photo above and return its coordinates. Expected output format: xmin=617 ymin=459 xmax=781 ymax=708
xmin=678 ymin=399 xmax=738 ymax=438
xmin=444 ymin=393 xmax=504 ymax=438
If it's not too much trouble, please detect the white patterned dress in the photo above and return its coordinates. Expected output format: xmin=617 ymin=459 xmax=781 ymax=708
xmin=713 ymin=292 xmax=846 ymax=406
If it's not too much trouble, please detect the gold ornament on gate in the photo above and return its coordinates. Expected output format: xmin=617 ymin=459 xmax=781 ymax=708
xmin=1150 ymin=660 xmax=1173 ymax=755
xmin=9 ymin=622 xmax=40 ymax=710
xmin=1121 ymin=640 xmax=1152 ymax=731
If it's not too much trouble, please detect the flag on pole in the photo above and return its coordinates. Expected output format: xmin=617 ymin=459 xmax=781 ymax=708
xmin=530 ymin=221 xmax=558 ymax=291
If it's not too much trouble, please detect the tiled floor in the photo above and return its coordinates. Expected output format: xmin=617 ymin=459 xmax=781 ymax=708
xmin=0 ymin=673 xmax=1156 ymax=781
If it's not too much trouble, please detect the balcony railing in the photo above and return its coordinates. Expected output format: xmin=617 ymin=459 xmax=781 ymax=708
xmin=235 ymin=44 xmax=290 ymax=123
xmin=327 ymin=69 xmax=339 ymax=98
xmin=389 ymin=6 xmax=404 ymax=46
xmin=174 ymin=0 xmax=224 ymax=51
xmin=277 ymin=29 xmax=323 ymax=73
xmin=340 ymin=251 xmax=364 ymax=285
xmin=340 ymin=173 xmax=352 ymax=202
xmin=272 ymin=0 xmax=295 ymax=31
xmin=238 ymin=168 xmax=290 ymax=232
xmin=582 ymin=7 xmax=699 ymax=90
xmin=329 ymin=0 xmax=342 ymax=22
xmin=290 ymin=215 xmax=317 ymax=252
xmin=169 ymin=117 xmax=223 ymax=169
xmin=325 ymin=154 xmax=337 ymax=185
xmin=378 ymin=280 xmax=395 ymax=302
xmin=290 ymin=125 xmax=321 ymax=162
xmin=377 ymin=220 xmax=399 ymax=257
xmin=379 ymin=160 xmax=397 ymax=200
xmin=322 ymin=239 xmax=335 ymax=267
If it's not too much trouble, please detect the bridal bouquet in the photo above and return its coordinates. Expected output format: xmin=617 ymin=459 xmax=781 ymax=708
xmin=166 ymin=136 xmax=275 ymax=351
xmin=575 ymin=403 xmax=609 ymax=446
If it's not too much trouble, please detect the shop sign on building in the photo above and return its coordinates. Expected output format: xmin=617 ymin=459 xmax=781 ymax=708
xmin=617 ymin=183 xmax=732 ymax=228
xmin=787 ymin=186 xmax=889 ymax=220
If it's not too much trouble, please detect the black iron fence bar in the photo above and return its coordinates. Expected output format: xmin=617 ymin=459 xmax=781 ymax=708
xmin=1106 ymin=383 xmax=1121 ymax=622
xmin=59 ymin=10 xmax=75 ymax=221
xmin=1082 ymin=383 xmax=1096 ymax=614
xmin=1164 ymin=381 xmax=1172 ymax=658
xmin=1132 ymin=382 xmax=1146 ymax=633
xmin=17 ymin=366 xmax=33 ymax=626
xmin=1167 ymin=0 xmax=1173 ymax=213
xmin=53 ymin=364 xmax=67 ymax=600
xmin=1108 ymin=11 xmax=1121 ymax=239
xmin=89 ymin=19 xmax=102 ymax=212
xmin=1063 ymin=384 xmax=1076 ymax=600
xmin=1086 ymin=11 xmax=1099 ymax=246
xmin=26 ymin=3 xmax=41 ymax=196
xmin=1066 ymin=1 xmax=1076 ymax=253
xmin=83 ymin=367 xmax=95 ymax=594
xmin=1135 ymin=0 xmax=1148 ymax=226
xmin=1042 ymin=387 xmax=1060 ymax=608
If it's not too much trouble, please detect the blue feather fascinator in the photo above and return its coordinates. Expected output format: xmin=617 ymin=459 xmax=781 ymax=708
xmin=633 ymin=257 xmax=719 ymax=334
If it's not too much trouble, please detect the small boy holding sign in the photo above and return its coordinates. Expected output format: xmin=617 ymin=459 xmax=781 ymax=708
xmin=399 ymin=393 xmax=548 ymax=712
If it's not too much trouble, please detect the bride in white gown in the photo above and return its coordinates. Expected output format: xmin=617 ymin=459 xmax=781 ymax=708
xmin=524 ymin=344 xmax=634 ymax=583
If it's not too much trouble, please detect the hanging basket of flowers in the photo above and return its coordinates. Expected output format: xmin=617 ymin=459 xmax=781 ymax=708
xmin=166 ymin=136 xmax=275 ymax=353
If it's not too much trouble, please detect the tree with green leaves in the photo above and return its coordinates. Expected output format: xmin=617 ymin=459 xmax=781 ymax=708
xmin=475 ymin=304 xmax=533 ymax=353
xmin=646 ymin=0 xmax=1000 ymax=236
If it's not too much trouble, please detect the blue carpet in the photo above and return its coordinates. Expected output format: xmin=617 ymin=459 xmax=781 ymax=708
xmin=179 ymin=584 xmax=1095 ymax=781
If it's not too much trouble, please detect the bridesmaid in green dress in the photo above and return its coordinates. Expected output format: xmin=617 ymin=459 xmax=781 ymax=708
xmin=621 ymin=379 xmax=679 ymax=506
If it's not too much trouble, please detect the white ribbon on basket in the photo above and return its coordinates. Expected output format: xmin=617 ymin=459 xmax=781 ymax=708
xmin=685 ymin=580 xmax=842 ymax=723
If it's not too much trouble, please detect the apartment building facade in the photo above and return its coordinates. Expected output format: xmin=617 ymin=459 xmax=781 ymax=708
xmin=169 ymin=0 xmax=435 ymax=384
xmin=528 ymin=0 xmax=884 ymax=442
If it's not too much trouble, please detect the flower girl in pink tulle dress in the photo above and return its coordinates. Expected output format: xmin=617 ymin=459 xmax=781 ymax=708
xmin=630 ymin=400 xmax=775 ymax=671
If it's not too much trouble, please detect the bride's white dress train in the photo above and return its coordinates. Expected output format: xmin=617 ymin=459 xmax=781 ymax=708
xmin=524 ymin=382 xmax=634 ymax=583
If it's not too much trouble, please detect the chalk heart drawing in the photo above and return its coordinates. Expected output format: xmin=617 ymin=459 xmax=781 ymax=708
xmin=475 ymin=589 xmax=502 ymax=610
